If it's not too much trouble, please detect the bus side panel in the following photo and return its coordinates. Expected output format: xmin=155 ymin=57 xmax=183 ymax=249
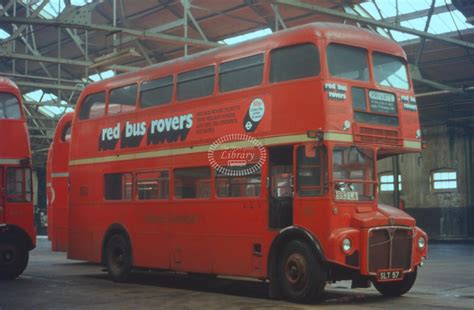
xmin=210 ymin=199 xmax=266 ymax=278
xmin=51 ymin=176 xmax=69 ymax=251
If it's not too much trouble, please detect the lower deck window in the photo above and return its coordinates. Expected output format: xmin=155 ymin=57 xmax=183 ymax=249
xmin=104 ymin=173 xmax=132 ymax=200
xmin=6 ymin=167 xmax=32 ymax=202
xmin=136 ymin=171 xmax=169 ymax=200
xmin=215 ymin=168 xmax=261 ymax=197
xmin=174 ymin=167 xmax=211 ymax=199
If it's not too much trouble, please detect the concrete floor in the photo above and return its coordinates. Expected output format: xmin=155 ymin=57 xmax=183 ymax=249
xmin=1 ymin=239 xmax=473 ymax=309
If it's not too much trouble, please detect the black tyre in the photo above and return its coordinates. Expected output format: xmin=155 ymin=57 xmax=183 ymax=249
xmin=105 ymin=234 xmax=132 ymax=282
xmin=278 ymin=240 xmax=326 ymax=303
xmin=372 ymin=270 xmax=417 ymax=297
xmin=0 ymin=239 xmax=29 ymax=280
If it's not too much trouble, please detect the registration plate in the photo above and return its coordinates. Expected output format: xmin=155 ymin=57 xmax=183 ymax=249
xmin=377 ymin=269 xmax=404 ymax=282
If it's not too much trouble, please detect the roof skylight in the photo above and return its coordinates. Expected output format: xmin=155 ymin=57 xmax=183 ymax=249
xmin=358 ymin=0 xmax=473 ymax=42
xmin=221 ymin=28 xmax=272 ymax=45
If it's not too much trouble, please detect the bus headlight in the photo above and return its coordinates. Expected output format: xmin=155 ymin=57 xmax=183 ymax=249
xmin=343 ymin=120 xmax=351 ymax=131
xmin=416 ymin=129 xmax=421 ymax=139
xmin=342 ymin=238 xmax=352 ymax=253
xmin=417 ymin=236 xmax=425 ymax=249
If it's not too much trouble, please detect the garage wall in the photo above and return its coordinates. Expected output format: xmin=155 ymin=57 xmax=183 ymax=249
xmin=378 ymin=125 xmax=474 ymax=239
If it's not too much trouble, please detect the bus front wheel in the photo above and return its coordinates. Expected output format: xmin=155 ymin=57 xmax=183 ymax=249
xmin=0 ymin=239 xmax=29 ymax=280
xmin=372 ymin=270 xmax=417 ymax=297
xmin=278 ymin=240 xmax=326 ymax=303
xmin=105 ymin=233 xmax=132 ymax=283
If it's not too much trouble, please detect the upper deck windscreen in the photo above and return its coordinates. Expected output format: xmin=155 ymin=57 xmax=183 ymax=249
xmin=0 ymin=92 xmax=21 ymax=120
xmin=327 ymin=43 xmax=369 ymax=81
xmin=373 ymin=52 xmax=409 ymax=90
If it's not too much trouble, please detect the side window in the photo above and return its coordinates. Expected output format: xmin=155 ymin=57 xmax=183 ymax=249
xmin=78 ymin=92 xmax=106 ymax=120
xmin=108 ymin=84 xmax=137 ymax=115
xmin=136 ymin=171 xmax=169 ymax=200
xmin=174 ymin=167 xmax=211 ymax=199
xmin=177 ymin=66 xmax=215 ymax=101
xmin=296 ymin=145 xmax=327 ymax=196
xmin=61 ymin=122 xmax=72 ymax=142
xmin=379 ymin=172 xmax=402 ymax=192
xmin=327 ymin=43 xmax=369 ymax=81
xmin=219 ymin=54 xmax=264 ymax=92
xmin=270 ymin=43 xmax=320 ymax=83
xmin=140 ymin=76 xmax=173 ymax=108
xmin=0 ymin=93 xmax=21 ymax=119
xmin=6 ymin=167 xmax=32 ymax=202
xmin=215 ymin=167 xmax=261 ymax=197
xmin=104 ymin=173 xmax=132 ymax=200
xmin=431 ymin=169 xmax=457 ymax=191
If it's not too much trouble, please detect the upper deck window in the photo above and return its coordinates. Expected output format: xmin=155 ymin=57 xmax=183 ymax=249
xmin=108 ymin=84 xmax=137 ymax=115
xmin=270 ymin=43 xmax=320 ymax=83
xmin=61 ymin=122 xmax=72 ymax=142
xmin=327 ymin=43 xmax=369 ymax=81
xmin=177 ymin=66 xmax=215 ymax=101
xmin=78 ymin=92 xmax=106 ymax=120
xmin=0 ymin=92 xmax=21 ymax=119
xmin=140 ymin=75 xmax=173 ymax=108
xmin=373 ymin=52 xmax=410 ymax=90
xmin=219 ymin=54 xmax=264 ymax=92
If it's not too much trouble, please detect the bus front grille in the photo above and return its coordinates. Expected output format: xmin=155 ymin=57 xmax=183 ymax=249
xmin=367 ymin=227 xmax=413 ymax=273
xmin=356 ymin=127 xmax=400 ymax=146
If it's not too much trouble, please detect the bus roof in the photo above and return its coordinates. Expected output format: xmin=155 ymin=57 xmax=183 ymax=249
xmin=0 ymin=77 xmax=21 ymax=96
xmin=80 ymin=22 xmax=405 ymax=96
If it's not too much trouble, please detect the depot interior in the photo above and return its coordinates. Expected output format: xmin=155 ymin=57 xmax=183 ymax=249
xmin=1 ymin=0 xmax=474 ymax=239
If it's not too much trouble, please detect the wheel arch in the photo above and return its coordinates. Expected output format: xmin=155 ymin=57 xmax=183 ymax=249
xmin=100 ymin=223 xmax=133 ymax=266
xmin=267 ymin=226 xmax=326 ymax=298
xmin=0 ymin=224 xmax=34 ymax=251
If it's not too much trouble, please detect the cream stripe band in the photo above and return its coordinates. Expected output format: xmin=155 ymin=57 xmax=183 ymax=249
xmin=0 ymin=158 xmax=21 ymax=165
xmin=69 ymin=133 xmax=418 ymax=167
xmin=51 ymin=172 xmax=69 ymax=178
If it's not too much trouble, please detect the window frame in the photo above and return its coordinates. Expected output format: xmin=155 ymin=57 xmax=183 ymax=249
xmin=78 ymin=91 xmax=107 ymax=121
xmin=269 ymin=42 xmax=321 ymax=84
xmin=378 ymin=172 xmax=402 ymax=192
xmin=0 ymin=92 xmax=22 ymax=120
xmin=214 ymin=168 xmax=262 ymax=199
xmin=430 ymin=169 xmax=457 ymax=192
xmin=104 ymin=172 xmax=133 ymax=201
xmin=173 ymin=166 xmax=212 ymax=199
xmin=107 ymin=83 xmax=138 ymax=116
xmin=295 ymin=145 xmax=328 ymax=197
xmin=218 ymin=53 xmax=265 ymax=93
xmin=176 ymin=65 xmax=216 ymax=102
xmin=135 ymin=170 xmax=170 ymax=201
xmin=5 ymin=167 xmax=32 ymax=203
xmin=60 ymin=121 xmax=72 ymax=142
xmin=139 ymin=75 xmax=174 ymax=109
xmin=372 ymin=51 xmax=411 ymax=91
xmin=326 ymin=42 xmax=370 ymax=82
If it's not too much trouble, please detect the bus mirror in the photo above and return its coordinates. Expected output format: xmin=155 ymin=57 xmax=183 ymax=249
xmin=307 ymin=129 xmax=324 ymax=142
xmin=304 ymin=143 xmax=316 ymax=158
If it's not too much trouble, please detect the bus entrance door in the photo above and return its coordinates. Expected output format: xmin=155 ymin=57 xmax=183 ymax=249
xmin=268 ymin=146 xmax=293 ymax=229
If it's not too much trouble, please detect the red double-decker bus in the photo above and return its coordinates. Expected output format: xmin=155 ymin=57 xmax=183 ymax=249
xmin=67 ymin=23 xmax=427 ymax=302
xmin=0 ymin=77 xmax=35 ymax=280
xmin=47 ymin=112 xmax=73 ymax=252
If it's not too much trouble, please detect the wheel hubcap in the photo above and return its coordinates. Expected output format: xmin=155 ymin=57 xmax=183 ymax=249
xmin=0 ymin=245 xmax=16 ymax=265
xmin=112 ymin=247 xmax=124 ymax=268
xmin=285 ymin=253 xmax=307 ymax=285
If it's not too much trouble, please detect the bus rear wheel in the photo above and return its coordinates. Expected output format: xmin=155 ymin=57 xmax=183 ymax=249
xmin=278 ymin=240 xmax=326 ymax=303
xmin=0 ymin=239 xmax=29 ymax=280
xmin=105 ymin=234 xmax=132 ymax=283
xmin=372 ymin=270 xmax=417 ymax=297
